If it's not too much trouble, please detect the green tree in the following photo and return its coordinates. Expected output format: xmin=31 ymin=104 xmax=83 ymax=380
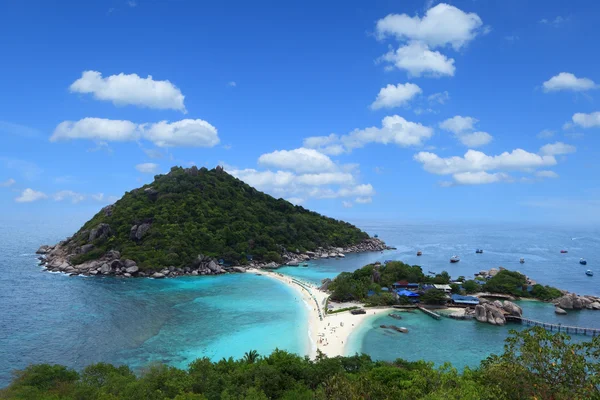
xmin=243 ymin=350 xmax=260 ymax=364
xmin=420 ymin=289 xmax=447 ymax=305
xmin=462 ymin=280 xmax=479 ymax=294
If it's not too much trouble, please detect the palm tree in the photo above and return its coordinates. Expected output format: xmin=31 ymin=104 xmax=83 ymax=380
xmin=243 ymin=349 xmax=259 ymax=364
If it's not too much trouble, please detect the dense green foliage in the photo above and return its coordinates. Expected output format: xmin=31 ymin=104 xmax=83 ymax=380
xmin=2 ymin=328 xmax=598 ymax=400
xmin=462 ymin=280 xmax=480 ymax=294
xmin=483 ymin=270 xmax=562 ymax=300
xmin=420 ymin=289 xmax=448 ymax=305
xmin=328 ymin=261 xmax=449 ymax=302
xmin=72 ymin=167 xmax=369 ymax=269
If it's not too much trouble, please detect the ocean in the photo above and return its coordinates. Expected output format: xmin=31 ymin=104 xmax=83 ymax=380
xmin=1 ymin=219 xmax=600 ymax=386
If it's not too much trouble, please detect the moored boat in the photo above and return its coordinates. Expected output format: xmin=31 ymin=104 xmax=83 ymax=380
xmin=475 ymin=249 xmax=483 ymax=254
xmin=580 ymin=258 xmax=587 ymax=265
xmin=450 ymin=255 xmax=460 ymax=263
xmin=417 ymin=251 xmax=422 ymax=256
xmin=586 ymin=270 xmax=593 ymax=276
xmin=561 ymin=250 xmax=568 ymax=254
xmin=520 ymin=258 xmax=525 ymax=264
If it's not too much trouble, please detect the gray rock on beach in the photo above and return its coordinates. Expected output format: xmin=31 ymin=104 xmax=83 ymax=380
xmin=555 ymin=307 xmax=567 ymax=315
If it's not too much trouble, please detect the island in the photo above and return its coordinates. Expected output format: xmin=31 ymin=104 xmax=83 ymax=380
xmin=36 ymin=166 xmax=391 ymax=278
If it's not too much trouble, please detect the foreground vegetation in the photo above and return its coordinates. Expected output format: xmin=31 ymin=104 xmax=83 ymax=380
xmin=328 ymin=262 xmax=562 ymax=305
xmin=70 ymin=166 xmax=369 ymax=268
xmin=1 ymin=328 xmax=598 ymax=399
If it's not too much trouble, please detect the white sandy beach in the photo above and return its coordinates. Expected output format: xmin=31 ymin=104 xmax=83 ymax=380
xmin=247 ymin=268 xmax=390 ymax=358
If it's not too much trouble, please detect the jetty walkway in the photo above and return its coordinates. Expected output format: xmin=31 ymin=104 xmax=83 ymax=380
xmin=417 ymin=306 xmax=442 ymax=320
xmin=506 ymin=315 xmax=600 ymax=336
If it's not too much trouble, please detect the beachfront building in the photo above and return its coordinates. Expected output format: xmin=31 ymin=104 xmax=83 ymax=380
xmin=450 ymin=294 xmax=480 ymax=306
xmin=396 ymin=289 xmax=419 ymax=303
xmin=433 ymin=284 xmax=452 ymax=293
xmin=392 ymin=281 xmax=419 ymax=291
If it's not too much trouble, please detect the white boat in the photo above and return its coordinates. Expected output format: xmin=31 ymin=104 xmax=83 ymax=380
xmin=586 ymin=270 xmax=593 ymax=276
xmin=450 ymin=255 xmax=460 ymax=263
xmin=520 ymin=258 xmax=525 ymax=264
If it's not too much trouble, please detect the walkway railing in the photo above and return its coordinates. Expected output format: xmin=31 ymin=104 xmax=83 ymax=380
xmin=507 ymin=315 xmax=600 ymax=336
xmin=417 ymin=306 xmax=441 ymax=320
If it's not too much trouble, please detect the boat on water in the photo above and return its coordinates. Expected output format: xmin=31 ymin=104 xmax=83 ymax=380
xmin=580 ymin=258 xmax=587 ymax=265
xmin=417 ymin=251 xmax=422 ymax=256
xmin=520 ymin=258 xmax=525 ymax=264
xmin=475 ymin=249 xmax=483 ymax=254
xmin=586 ymin=270 xmax=593 ymax=276
xmin=561 ymin=250 xmax=568 ymax=254
xmin=450 ymin=255 xmax=460 ymax=263
xmin=301 ymin=262 xmax=309 ymax=267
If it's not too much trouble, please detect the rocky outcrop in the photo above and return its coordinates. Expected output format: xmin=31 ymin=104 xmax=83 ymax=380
xmin=320 ymin=278 xmax=332 ymax=291
xmin=474 ymin=303 xmax=507 ymax=325
xmin=555 ymin=307 xmax=567 ymax=315
xmin=502 ymin=301 xmax=523 ymax=317
xmin=553 ymin=293 xmax=600 ymax=311
xmin=130 ymin=222 xmax=151 ymax=241
xmin=233 ymin=266 xmax=246 ymax=273
xmin=89 ymin=223 xmax=112 ymax=242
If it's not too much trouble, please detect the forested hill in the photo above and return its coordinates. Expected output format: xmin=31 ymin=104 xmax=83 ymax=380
xmin=57 ymin=166 xmax=369 ymax=269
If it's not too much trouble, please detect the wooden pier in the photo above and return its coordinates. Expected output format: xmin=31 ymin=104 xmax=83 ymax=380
xmin=506 ymin=315 xmax=600 ymax=336
xmin=417 ymin=306 xmax=442 ymax=320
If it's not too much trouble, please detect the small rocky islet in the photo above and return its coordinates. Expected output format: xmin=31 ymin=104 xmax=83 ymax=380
xmin=36 ymin=166 xmax=393 ymax=279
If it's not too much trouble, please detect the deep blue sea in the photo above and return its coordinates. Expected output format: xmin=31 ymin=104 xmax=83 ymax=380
xmin=2 ymin=219 xmax=600 ymax=386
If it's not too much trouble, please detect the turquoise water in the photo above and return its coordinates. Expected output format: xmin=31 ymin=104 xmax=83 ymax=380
xmin=2 ymin=219 xmax=600 ymax=387
xmin=347 ymin=301 xmax=600 ymax=370
xmin=0 ymin=221 xmax=308 ymax=387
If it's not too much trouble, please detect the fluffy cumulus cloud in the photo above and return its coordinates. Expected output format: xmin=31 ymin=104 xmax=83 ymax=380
xmin=452 ymin=171 xmax=510 ymax=185
xmin=542 ymin=72 xmax=596 ymax=92
xmin=135 ymin=163 xmax=159 ymax=174
xmin=537 ymin=129 xmax=555 ymax=139
xmin=428 ymin=91 xmax=450 ymax=104
xmin=370 ymin=82 xmax=422 ymax=109
xmin=355 ymin=196 xmax=372 ymax=204
xmin=439 ymin=116 xmax=492 ymax=147
xmin=414 ymin=148 xmax=558 ymax=185
xmin=15 ymin=188 xmax=47 ymax=203
xmin=379 ymin=42 xmax=455 ymax=77
xmin=539 ymin=142 xmax=576 ymax=156
xmin=342 ymin=201 xmax=353 ymax=208
xmin=141 ymin=119 xmax=219 ymax=148
xmin=439 ymin=115 xmax=476 ymax=134
xmin=572 ymin=112 xmax=600 ymax=128
xmin=536 ymin=170 xmax=559 ymax=179
xmin=457 ymin=131 xmax=493 ymax=147
xmin=258 ymin=148 xmax=336 ymax=174
xmin=304 ymin=116 xmax=433 ymax=155
xmin=0 ymin=178 xmax=15 ymax=187
xmin=51 ymin=118 xmax=219 ymax=148
xmin=53 ymin=190 xmax=85 ymax=203
xmin=375 ymin=3 xmax=484 ymax=50
xmin=70 ymin=71 xmax=186 ymax=112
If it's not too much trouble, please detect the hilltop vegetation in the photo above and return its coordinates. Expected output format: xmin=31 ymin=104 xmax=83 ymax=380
xmin=483 ymin=270 xmax=562 ymax=300
xmin=64 ymin=166 xmax=369 ymax=269
xmin=2 ymin=328 xmax=598 ymax=399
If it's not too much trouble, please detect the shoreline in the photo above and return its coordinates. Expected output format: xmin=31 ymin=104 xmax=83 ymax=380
xmin=248 ymin=268 xmax=390 ymax=358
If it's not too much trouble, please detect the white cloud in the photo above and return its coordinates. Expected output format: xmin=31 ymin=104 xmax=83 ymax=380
xmin=452 ymin=171 xmax=510 ymax=185
xmin=539 ymin=142 xmax=576 ymax=156
xmin=127 ymin=0 xmax=137 ymax=7
xmin=539 ymin=16 xmax=568 ymax=27
xmin=229 ymin=169 xmax=296 ymax=189
xmin=535 ymin=170 xmax=559 ymax=179
xmin=342 ymin=201 xmax=353 ymax=208
xmin=53 ymin=190 xmax=85 ymax=204
xmin=370 ymin=82 xmax=422 ymax=109
xmin=439 ymin=115 xmax=477 ymax=134
xmin=439 ymin=116 xmax=491 ymax=147
xmin=0 ymin=157 xmax=42 ymax=180
xmin=302 ymin=134 xmax=345 ymax=156
xmin=428 ymin=91 xmax=450 ymax=104
xmin=304 ymin=116 xmax=433 ymax=154
xmin=537 ymin=129 xmax=555 ymax=139
xmin=0 ymin=178 xmax=15 ymax=187
xmin=457 ymin=131 xmax=492 ymax=147
xmin=572 ymin=112 xmax=600 ymax=128
xmin=414 ymin=149 xmax=557 ymax=175
xmin=51 ymin=118 xmax=139 ymax=142
xmin=258 ymin=148 xmax=336 ymax=174
xmin=15 ymin=188 xmax=47 ymax=203
xmin=375 ymin=3 xmax=484 ymax=50
xmin=70 ymin=71 xmax=186 ymax=112
xmin=380 ymin=42 xmax=455 ymax=77
xmin=542 ymin=72 xmax=596 ymax=92
xmin=143 ymin=148 xmax=164 ymax=159
xmin=51 ymin=118 xmax=219 ymax=148
xmin=142 ymin=119 xmax=219 ymax=147
xmin=91 ymin=193 xmax=105 ymax=201
xmin=135 ymin=163 xmax=159 ymax=174
xmin=338 ymin=184 xmax=375 ymax=197
xmin=227 ymin=81 xmax=237 ymax=87
xmin=0 ymin=120 xmax=41 ymax=138
xmin=296 ymin=172 xmax=354 ymax=186
xmin=355 ymin=196 xmax=372 ymax=204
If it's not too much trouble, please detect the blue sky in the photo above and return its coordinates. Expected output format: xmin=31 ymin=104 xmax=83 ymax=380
xmin=1 ymin=0 xmax=599 ymax=225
